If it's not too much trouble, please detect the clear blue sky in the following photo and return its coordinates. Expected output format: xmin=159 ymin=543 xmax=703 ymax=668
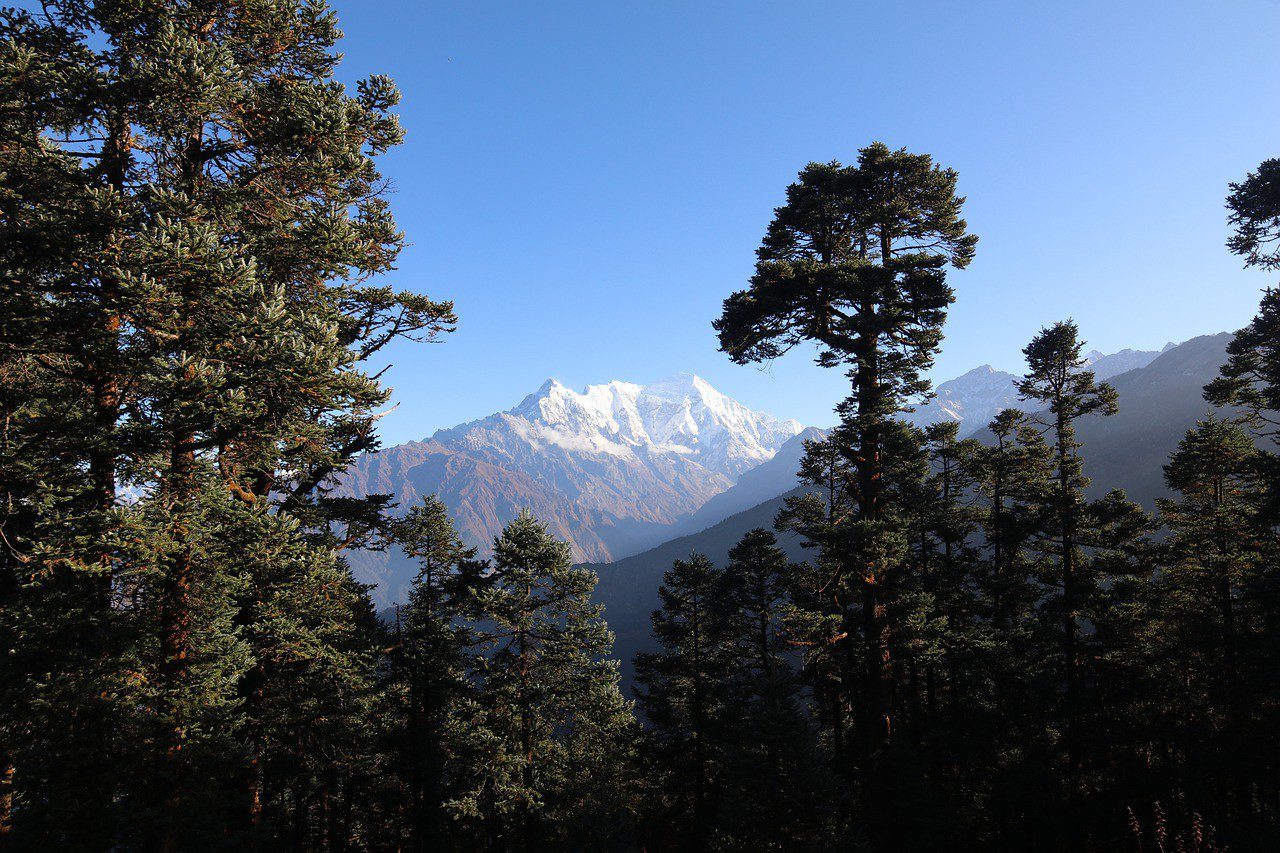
xmin=329 ymin=0 xmax=1280 ymax=445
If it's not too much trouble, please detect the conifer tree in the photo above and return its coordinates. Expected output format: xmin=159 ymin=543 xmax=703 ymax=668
xmin=1016 ymin=321 xmax=1150 ymax=777
xmin=1207 ymin=157 xmax=1280 ymax=519
xmin=773 ymin=430 xmax=857 ymax=777
xmin=1150 ymin=418 xmax=1268 ymax=827
xmin=964 ymin=409 xmax=1057 ymax=843
xmin=634 ymin=552 xmax=731 ymax=850
xmin=0 ymin=1 xmax=455 ymax=844
xmin=899 ymin=422 xmax=984 ymax=748
xmin=969 ymin=410 xmax=1051 ymax=636
xmin=451 ymin=512 xmax=634 ymax=852
xmin=1189 ymin=157 xmax=1280 ymax=841
xmin=1016 ymin=321 xmax=1117 ymax=770
xmin=714 ymin=144 xmax=977 ymax=799
xmin=386 ymin=495 xmax=483 ymax=850
xmin=716 ymin=530 xmax=838 ymax=851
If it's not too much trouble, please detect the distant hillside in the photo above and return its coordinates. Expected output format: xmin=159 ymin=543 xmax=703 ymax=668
xmin=589 ymin=487 xmax=812 ymax=685
xmin=1066 ymin=332 xmax=1233 ymax=506
xmin=967 ymin=332 xmax=1234 ymax=509
xmin=900 ymin=346 xmax=1162 ymax=438
xmin=593 ymin=332 xmax=1233 ymax=682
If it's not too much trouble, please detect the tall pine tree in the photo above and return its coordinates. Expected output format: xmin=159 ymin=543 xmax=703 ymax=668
xmin=634 ymin=552 xmax=731 ymax=851
xmin=0 ymin=2 xmax=455 ymax=845
xmin=385 ymin=495 xmax=483 ymax=850
xmin=714 ymin=149 xmax=979 ymax=849
xmin=714 ymin=144 xmax=977 ymax=789
xmin=451 ymin=512 xmax=635 ymax=852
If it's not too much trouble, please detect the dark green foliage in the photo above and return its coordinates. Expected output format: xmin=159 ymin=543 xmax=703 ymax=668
xmin=634 ymin=552 xmax=732 ymax=848
xmin=1015 ymin=320 xmax=1152 ymax=775
xmin=5 ymin=9 xmax=1280 ymax=848
xmin=1153 ymin=418 xmax=1270 ymax=814
xmin=451 ymin=512 xmax=636 ymax=852
xmin=715 ymin=144 xmax=978 ymax=847
xmin=382 ymin=496 xmax=482 ymax=850
xmin=635 ymin=540 xmax=838 ymax=850
xmin=0 ymin=0 xmax=453 ymax=846
xmin=1209 ymin=157 xmax=1280 ymax=517
xmin=1225 ymin=158 xmax=1280 ymax=271
xmin=715 ymin=530 xmax=839 ymax=851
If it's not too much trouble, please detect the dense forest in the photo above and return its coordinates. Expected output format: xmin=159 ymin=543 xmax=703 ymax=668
xmin=2 ymin=2 xmax=1279 ymax=850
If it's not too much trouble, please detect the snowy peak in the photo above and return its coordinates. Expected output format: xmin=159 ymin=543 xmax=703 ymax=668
xmin=1082 ymin=348 xmax=1161 ymax=380
xmin=493 ymin=373 xmax=801 ymax=478
xmin=903 ymin=365 xmax=1021 ymax=435
xmin=903 ymin=345 xmax=1166 ymax=436
xmin=512 ymin=377 xmax=645 ymax=442
xmin=394 ymin=374 xmax=806 ymax=564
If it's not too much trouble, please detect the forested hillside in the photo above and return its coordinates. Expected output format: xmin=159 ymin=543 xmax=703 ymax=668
xmin=2 ymin=3 xmax=1279 ymax=851
xmin=594 ymin=330 xmax=1238 ymax=683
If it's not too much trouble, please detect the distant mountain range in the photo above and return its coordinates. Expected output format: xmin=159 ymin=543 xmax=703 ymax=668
xmin=340 ymin=374 xmax=803 ymax=604
xmin=343 ymin=336 xmax=1208 ymax=610
xmin=902 ymin=346 xmax=1168 ymax=436
xmin=592 ymin=333 xmax=1233 ymax=684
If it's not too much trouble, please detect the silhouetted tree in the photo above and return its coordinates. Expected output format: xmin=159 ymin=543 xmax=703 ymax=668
xmin=715 ymin=145 xmax=977 ymax=841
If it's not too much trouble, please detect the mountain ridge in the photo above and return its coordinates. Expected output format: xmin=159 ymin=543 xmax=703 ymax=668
xmin=339 ymin=374 xmax=805 ymax=604
xmin=592 ymin=333 xmax=1233 ymax=685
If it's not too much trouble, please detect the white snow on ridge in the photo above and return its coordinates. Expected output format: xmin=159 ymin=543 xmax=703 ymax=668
xmin=483 ymin=373 xmax=802 ymax=479
xmin=903 ymin=347 xmax=1164 ymax=437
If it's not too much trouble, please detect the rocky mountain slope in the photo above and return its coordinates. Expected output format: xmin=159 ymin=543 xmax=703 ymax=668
xmin=340 ymin=374 xmax=803 ymax=604
xmin=343 ymin=343 xmax=1178 ymax=607
xmin=903 ymin=364 xmax=1022 ymax=435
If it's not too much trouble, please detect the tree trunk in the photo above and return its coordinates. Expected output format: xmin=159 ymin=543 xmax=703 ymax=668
xmin=0 ymin=761 xmax=12 ymax=838
xmin=1055 ymin=409 xmax=1080 ymax=771
xmin=856 ymin=338 xmax=892 ymax=757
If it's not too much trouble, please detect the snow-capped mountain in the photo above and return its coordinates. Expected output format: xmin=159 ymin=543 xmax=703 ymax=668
xmin=903 ymin=365 xmax=1021 ymax=435
xmin=1083 ymin=347 xmax=1164 ymax=380
xmin=902 ymin=348 xmax=1164 ymax=436
xmin=488 ymin=373 xmax=802 ymax=479
xmin=340 ymin=375 xmax=803 ymax=603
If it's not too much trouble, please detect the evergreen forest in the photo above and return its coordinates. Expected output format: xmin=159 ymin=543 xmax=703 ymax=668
xmin=2 ymin=3 xmax=1279 ymax=850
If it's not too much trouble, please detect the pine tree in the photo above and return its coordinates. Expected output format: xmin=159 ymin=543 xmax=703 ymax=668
xmin=773 ymin=429 xmax=858 ymax=780
xmin=451 ymin=512 xmax=635 ymax=852
xmin=1149 ymin=418 xmax=1269 ymax=828
xmin=715 ymin=529 xmax=839 ymax=851
xmin=1017 ymin=320 xmax=1118 ymax=771
xmin=714 ymin=144 xmax=978 ymax=824
xmin=893 ymin=421 xmax=999 ymax=841
xmin=387 ymin=495 xmax=483 ymax=850
xmin=1016 ymin=321 xmax=1151 ymax=788
xmin=964 ymin=409 xmax=1057 ymax=844
xmin=633 ymin=552 xmax=736 ymax=850
xmin=0 ymin=1 xmax=455 ymax=845
xmin=1207 ymin=157 xmax=1280 ymax=513
xmin=969 ymin=410 xmax=1051 ymax=636
xmin=899 ymin=422 xmax=984 ymax=747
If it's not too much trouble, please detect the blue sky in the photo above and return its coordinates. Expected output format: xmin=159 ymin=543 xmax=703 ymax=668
xmin=330 ymin=0 xmax=1280 ymax=445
